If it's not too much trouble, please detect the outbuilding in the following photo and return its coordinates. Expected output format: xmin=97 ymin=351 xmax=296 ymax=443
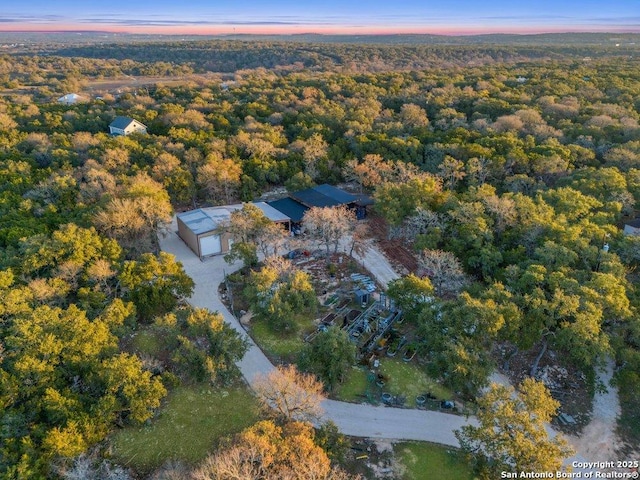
xmin=109 ymin=116 xmax=147 ymax=136
xmin=177 ymin=202 xmax=291 ymax=259
xmin=290 ymin=184 xmax=358 ymax=209
xmin=176 ymin=208 xmax=233 ymax=259
xmin=269 ymin=184 xmax=372 ymax=222
xmin=58 ymin=93 xmax=86 ymax=105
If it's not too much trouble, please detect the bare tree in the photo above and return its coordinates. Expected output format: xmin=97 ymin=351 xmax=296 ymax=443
xmin=193 ymin=420 xmax=360 ymax=480
xmin=399 ymin=207 xmax=443 ymax=241
xmin=255 ymin=222 xmax=290 ymax=258
xmin=438 ymin=155 xmax=466 ymax=190
xmin=348 ymin=221 xmax=371 ymax=258
xmin=94 ymin=173 xmax=172 ymax=255
xmin=290 ymin=132 xmax=328 ymax=181
xmin=303 ymin=206 xmax=357 ymax=257
xmin=196 ymin=153 xmax=242 ymax=204
xmin=253 ymin=365 xmax=325 ymax=423
xmin=59 ymin=454 xmax=132 ymax=480
xmin=418 ymin=249 xmax=467 ymax=297
xmin=193 ymin=442 xmax=265 ymax=480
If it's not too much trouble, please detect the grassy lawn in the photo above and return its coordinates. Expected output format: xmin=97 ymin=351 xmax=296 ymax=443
xmin=249 ymin=315 xmax=315 ymax=361
xmin=380 ymin=358 xmax=453 ymax=406
xmin=335 ymin=366 xmax=369 ymax=402
xmin=396 ymin=442 xmax=474 ymax=480
xmin=111 ymin=384 xmax=259 ymax=472
xmin=334 ymin=359 xmax=453 ymax=407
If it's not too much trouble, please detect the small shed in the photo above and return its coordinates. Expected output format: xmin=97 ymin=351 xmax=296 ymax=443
xmin=354 ymin=289 xmax=370 ymax=305
xmin=176 ymin=208 xmax=233 ymax=258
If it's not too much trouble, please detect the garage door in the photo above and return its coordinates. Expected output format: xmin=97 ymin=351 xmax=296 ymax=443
xmin=199 ymin=235 xmax=221 ymax=256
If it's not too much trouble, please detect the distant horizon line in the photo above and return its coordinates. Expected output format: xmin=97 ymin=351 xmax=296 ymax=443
xmin=1 ymin=29 xmax=639 ymax=37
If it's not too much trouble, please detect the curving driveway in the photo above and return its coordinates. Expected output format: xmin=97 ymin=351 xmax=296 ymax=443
xmin=160 ymin=223 xmax=473 ymax=446
xmin=160 ymin=223 xmax=610 ymax=468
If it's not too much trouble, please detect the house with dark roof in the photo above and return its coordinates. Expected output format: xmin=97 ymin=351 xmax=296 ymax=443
xmin=268 ymin=197 xmax=309 ymax=223
xmin=177 ymin=185 xmax=372 ymax=258
xmin=109 ymin=116 xmax=147 ymax=136
xmin=291 ymin=184 xmax=357 ymax=208
xmin=268 ymin=184 xmax=372 ymax=226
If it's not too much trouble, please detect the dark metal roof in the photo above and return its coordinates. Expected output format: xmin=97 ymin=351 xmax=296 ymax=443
xmin=354 ymin=193 xmax=374 ymax=206
xmin=291 ymin=184 xmax=357 ymax=208
xmin=109 ymin=116 xmax=138 ymax=129
xmin=268 ymin=198 xmax=309 ymax=223
xmin=312 ymin=184 xmax=357 ymax=204
xmin=252 ymin=201 xmax=291 ymax=223
xmin=291 ymin=188 xmax=340 ymax=208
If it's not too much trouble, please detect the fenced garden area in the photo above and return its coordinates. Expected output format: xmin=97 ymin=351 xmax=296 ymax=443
xmin=222 ymin=250 xmax=469 ymax=413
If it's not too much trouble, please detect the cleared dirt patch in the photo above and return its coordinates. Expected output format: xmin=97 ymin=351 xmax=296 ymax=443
xmin=366 ymin=214 xmax=418 ymax=275
xmin=81 ymin=73 xmax=220 ymax=93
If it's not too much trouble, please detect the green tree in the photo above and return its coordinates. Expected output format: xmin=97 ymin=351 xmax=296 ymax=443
xmin=300 ymin=327 xmax=356 ymax=391
xmin=98 ymin=353 xmax=166 ymax=424
xmin=455 ymin=378 xmax=574 ymax=479
xmin=387 ymin=274 xmax=434 ymax=320
xmin=416 ymin=293 xmax=503 ymax=398
xmin=374 ymin=175 xmax=445 ymax=228
xmin=224 ymin=203 xmax=271 ymax=267
xmin=244 ymin=261 xmax=317 ymax=332
xmin=119 ymin=252 xmax=194 ymax=323
xmin=172 ymin=308 xmax=248 ymax=383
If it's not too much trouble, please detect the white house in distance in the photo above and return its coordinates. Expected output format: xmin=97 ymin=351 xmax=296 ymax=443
xmin=108 ymin=116 xmax=147 ymax=136
xmin=623 ymin=218 xmax=640 ymax=236
xmin=57 ymin=93 xmax=86 ymax=105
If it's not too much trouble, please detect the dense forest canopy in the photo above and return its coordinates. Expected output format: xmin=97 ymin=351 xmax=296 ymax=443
xmin=0 ymin=36 xmax=639 ymax=477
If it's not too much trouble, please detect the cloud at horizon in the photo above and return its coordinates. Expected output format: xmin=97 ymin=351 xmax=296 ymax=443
xmin=1 ymin=1 xmax=639 ymax=35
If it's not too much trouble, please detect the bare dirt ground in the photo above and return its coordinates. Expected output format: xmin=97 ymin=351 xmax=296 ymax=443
xmin=495 ymin=343 xmax=592 ymax=433
xmin=366 ymin=214 xmax=418 ymax=275
xmin=492 ymin=357 xmax=629 ymax=469
xmin=568 ymin=359 xmax=624 ymax=463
